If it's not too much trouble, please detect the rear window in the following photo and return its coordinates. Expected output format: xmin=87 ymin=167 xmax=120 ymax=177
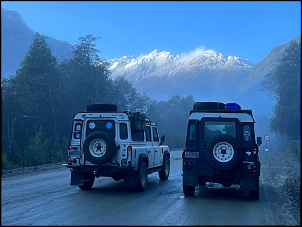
xmin=204 ymin=121 xmax=236 ymax=141
xmin=86 ymin=120 xmax=115 ymax=138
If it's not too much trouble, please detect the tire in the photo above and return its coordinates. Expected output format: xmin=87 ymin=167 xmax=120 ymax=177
xmin=83 ymin=131 xmax=116 ymax=165
xmin=159 ymin=155 xmax=170 ymax=180
xmin=249 ymin=177 xmax=259 ymax=200
xmin=183 ymin=185 xmax=195 ymax=196
xmin=112 ymin=176 xmax=122 ymax=181
xmin=198 ymin=177 xmax=206 ymax=186
xmin=87 ymin=104 xmax=117 ymax=112
xmin=205 ymin=134 xmax=241 ymax=170
xmin=79 ymin=176 xmax=95 ymax=190
xmin=137 ymin=161 xmax=148 ymax=192
xmin=193 ymin=102 xmax=225 ymax=111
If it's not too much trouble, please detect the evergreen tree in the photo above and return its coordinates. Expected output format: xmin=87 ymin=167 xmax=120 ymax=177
xmin=60 ymin=34 xmax=113 ymax=114
xmin=2 ymin=32 xmax=61 ymax=166
xmin=262 ymin=40 xmax=301 ymax=140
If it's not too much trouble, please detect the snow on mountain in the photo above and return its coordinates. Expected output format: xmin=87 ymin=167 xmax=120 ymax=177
xmin=108 ymin=47 xmax=254 ymax=101
xmin=109 ymin=48 xmax=253 ymax=82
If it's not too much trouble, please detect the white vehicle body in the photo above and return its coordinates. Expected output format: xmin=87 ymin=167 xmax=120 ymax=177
xmin=67 ymin=104 xmax=170 ymax=191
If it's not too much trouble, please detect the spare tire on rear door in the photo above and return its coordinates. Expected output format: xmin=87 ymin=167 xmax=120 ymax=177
xmin=83 ymin=131 xmax=116 ymax=164
xmin=193 ymin=102 xmax=225 ymax=111
xmin=205 ymin=134 xmax=241 ymax=170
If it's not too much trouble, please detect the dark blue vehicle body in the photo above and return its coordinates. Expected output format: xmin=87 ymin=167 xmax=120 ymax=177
xmin=182 ymin=102 xmax=261 ymax=199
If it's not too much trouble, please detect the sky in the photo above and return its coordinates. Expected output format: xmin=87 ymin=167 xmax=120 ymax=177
xmin=1 ymin=1 xmax=301 ymax=63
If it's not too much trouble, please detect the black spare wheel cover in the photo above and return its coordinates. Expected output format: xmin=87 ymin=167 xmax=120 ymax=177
xmin=83 ymin=131 xmax=116 ymax=164
xmin=205 ymin=134 xmax=241 ymax=170
xmin=87 ymin=104 xmax=117 ymax=112
xmin=193 ymin=102 xmax=225 ymax=111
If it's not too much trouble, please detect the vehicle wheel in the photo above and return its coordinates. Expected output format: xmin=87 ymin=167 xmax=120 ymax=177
xmin=158 ymin=155 xmax=170 ymax=180
xmin=79 ymin=176 xmax=95 ymax=190
xmin=183 ymin=185 xmax=195 ymax=196
xmin=198 ymin=177 xmax=206 ymax=186
xmin=249 ymin=177 xmax=259 ymax=200
xmin=205 ymin=134 xmax=241 ymax=170
xmin=112 ymin=176 xmax=122 ymax=181
xmin=137 ymin=161 xmax=148 ymax=192
xmin=87 ymin=104 xmax=117 ymax=112
xmin=83 ymin=131 xmax=116 ymax=165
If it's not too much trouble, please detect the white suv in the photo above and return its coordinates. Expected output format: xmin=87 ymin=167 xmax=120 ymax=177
xmin=67 ymin=104 xmax=170 ymax=191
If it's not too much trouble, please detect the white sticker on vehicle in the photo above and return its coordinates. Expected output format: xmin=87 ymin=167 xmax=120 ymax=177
xmin=89 ymin=122 xmax=96 ymax=129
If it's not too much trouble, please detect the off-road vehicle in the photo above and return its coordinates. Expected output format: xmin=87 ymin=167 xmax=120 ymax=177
xmin=67 ymin=104 xmax=170 ymax=191
xmin=182 ymin=102 xmax=262 ymax=199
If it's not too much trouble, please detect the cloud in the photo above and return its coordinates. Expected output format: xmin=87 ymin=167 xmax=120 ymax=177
xmin=179 ymin=46 xmax=206 ymax=62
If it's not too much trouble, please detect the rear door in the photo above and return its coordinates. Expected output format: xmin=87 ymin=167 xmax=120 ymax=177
xmin=199 ymin=118 xmax=240 ymax=169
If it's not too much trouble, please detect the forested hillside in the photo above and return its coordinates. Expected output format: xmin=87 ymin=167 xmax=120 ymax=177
xmin=261 ymin=39 xmax=301 ymax=160
xmin=2 ymin=32 xmax=300 ymax=170
xmin=1 ymin=33 xmax=194 ymax=169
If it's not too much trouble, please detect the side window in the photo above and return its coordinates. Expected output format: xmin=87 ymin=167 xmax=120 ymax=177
xmin=146 ymin=126 xmax=152 ymax=142
xmin=131 ymin=131 xmax=144 ymax=141
xmin=187 ymin=122 xmax=197 ymax=140
xmin=243 ymin=125 xmax=252 ymax=142
xmin=120 ymin=123 xmax=128 ymax=139
xmin=152 ymin=127 xmax=159 ymax=142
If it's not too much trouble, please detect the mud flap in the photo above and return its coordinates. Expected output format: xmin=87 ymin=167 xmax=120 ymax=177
xmin=124 ymin=172 xmax=138 ymax=189
xmin=183 ymin=173 xmax=198 ymax=186
xmin=71 ymin=171 xmax=84 ymax=186
xmin=240 ymin=177 xmax=258 ymax=190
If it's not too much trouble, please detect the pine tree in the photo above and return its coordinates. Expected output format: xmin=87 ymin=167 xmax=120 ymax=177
xmin=263 ymin=40 xmax=301 ymax=140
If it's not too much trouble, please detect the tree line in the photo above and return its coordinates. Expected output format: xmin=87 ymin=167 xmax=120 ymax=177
xmin=1 ymin=33 xmax=194 ymax=169
xmin=2 ymin=32 xmax=299 ymax=170
xmin=261 ymin=39 xmax=301 ymax=157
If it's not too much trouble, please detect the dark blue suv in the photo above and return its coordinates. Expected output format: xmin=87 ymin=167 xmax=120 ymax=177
xmin=182 ymin=102 xmax=262 ymax=200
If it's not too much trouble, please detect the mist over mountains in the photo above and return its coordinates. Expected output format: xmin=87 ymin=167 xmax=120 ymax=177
xmin=1 ymin=7 xmax=73 ymax=78
xmin=107 ymin=34 xmax=300 ymax=117
xmin=108 ymin=48 xmax=254 ymax=100
xmin=2 ymin=6 xmax=300 ymax=119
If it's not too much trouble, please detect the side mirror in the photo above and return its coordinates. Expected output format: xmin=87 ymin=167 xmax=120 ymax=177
xmin=160 ymin=135 xmax=165 ymax=145
xmin=256 ymin=137 xmax=262 ymax=146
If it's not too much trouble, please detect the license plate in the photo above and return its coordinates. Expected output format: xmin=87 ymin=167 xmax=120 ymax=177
xmin=68 ymin=150 xmax=81 ymax=156
xmin=185 ymin=152 xmax=199 ymax=158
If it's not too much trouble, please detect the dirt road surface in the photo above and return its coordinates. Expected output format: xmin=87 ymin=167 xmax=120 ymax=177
xmin=1 ymin=148 xmax=300 ymax=226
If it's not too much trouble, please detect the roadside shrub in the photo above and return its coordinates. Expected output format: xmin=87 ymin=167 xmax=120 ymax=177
xmin=287 ymin=139 xmax=301 ymax=161
xmin=2 ymin=153 xmax=18 ymax=170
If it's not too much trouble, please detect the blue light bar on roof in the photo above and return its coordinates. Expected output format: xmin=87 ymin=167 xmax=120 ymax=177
xmin=225 ymin=103 xmax=241 ymax=110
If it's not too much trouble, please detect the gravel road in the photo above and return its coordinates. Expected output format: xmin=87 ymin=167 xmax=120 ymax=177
xmin=1 ymin=148 xmax=301 ymax=225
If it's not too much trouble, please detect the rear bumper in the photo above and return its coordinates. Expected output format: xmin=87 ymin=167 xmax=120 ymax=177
xmin=183 ymin=167 xmax=259 ymax=189
xmin=68 ymin=164 xmax=135 ymax=176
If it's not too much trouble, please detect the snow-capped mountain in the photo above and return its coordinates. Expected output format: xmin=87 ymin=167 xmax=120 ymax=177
xmin=108 ymin=48 xmax=254 ymax=101
xmin=109 ymin=48 xmax=253 ymax=82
